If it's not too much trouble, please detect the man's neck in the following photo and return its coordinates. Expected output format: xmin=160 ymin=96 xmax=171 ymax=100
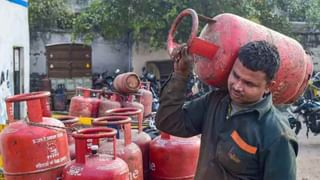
xmin=230 ymin=97 xmax=264 ymax=116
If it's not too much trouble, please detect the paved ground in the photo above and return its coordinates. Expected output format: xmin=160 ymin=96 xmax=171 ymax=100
xmin=297 ymin=126 xmax=320 ymax=180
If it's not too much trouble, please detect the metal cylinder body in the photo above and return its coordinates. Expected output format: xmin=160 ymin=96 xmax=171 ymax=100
xmin=1 ymin=92 xmax=70 ymax=179
xmin=93 ymin=116 xmax=144 ymax=180
xmin=62 ymin=127 xmax=129 ymax=180
xmin=114 ymin=72 xmax=141 ymax=94
xmin=55 ymin=115 xmax=79 ymax=160
xmin=98 ymin=94 xmax=121 ymax=117
xmin=106 ymin=108 xmax=151 ymax=180
xmin=149 ymin=132 xmax=200 ymax=180
xmin=69 ymin=88 xmax=102 ymax=117
xmin=138 ymin=88 xmax=153 ymax=117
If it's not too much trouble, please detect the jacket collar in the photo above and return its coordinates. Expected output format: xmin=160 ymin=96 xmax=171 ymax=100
xmin=222 ymin=92 xmax=273 ymax=121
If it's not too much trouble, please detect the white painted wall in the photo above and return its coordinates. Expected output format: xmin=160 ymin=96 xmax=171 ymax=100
xmin=0 ymin=0 xmax=29 ymax=124
xmin=132 ymin=43 xmax=170 ymax=76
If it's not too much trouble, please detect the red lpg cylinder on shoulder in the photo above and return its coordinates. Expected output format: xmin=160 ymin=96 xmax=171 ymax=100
xmin=114 ymin=72 xmax=141 ymax=94
xmin=62 ymin=127 xmax=129 ymax=180
xmin=93 ymin=116 xmax=143 ymax=180
xmin=98 ymin=91 xmax=121 ymax=117
xmin=69 ymin=87 xmax=102 ymax=117
xmin=149 ymin=132 xmax=200 ymax=180
xmin=287 ymin=54 xmax=314 ymax=103
xmin=0 ymin=91 xmax=70 ymax=179
xmin=55 ymin=115 xmax=79 ymax=160
xmin=167 ymin=9 xmax=313 ymax=104
xmin=106 ymin=108 xmax=151 ymax=180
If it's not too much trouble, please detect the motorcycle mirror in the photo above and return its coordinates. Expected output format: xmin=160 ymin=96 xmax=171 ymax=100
xmin=147 ymin=73 xmax=155 ymax=81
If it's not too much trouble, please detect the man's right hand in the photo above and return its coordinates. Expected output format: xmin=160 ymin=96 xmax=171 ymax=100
xmin=171 ymin=44 xmax=193 ymax=77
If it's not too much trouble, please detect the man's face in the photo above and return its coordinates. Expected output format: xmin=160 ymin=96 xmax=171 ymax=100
xmin=227 ymin=59 xmax=272 ymax=105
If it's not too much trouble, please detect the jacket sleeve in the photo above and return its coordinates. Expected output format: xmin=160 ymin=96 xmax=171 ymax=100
xmin=155 ymin=72 xmax=209 ymax=137
xmin=263 ymin=134 xmax=298 ymax=180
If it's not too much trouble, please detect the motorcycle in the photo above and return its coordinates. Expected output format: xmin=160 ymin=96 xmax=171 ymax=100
xmin=285 ymin=106 xmax=302 ymax=135
xmin=289 ymin=97 xmax=320 ymax=137
xmin=302 ymin=72 xmax=320 ymax=100
xmin=92 ymin=69 xmax=121 ymax=90
xmin=186 ymin=74 xmax=211 ymax=101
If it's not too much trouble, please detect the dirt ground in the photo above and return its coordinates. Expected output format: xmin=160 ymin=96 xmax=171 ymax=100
xmin=297 ymin=126 xmax=320 ymax=180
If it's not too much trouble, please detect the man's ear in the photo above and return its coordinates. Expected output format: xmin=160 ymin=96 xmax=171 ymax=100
xmin=265 ymin=80 xmax=276 ymax=94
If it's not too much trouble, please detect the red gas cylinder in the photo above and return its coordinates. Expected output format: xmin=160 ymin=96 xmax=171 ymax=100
xmin=62 ymin=127 xmax=129 ymax=180
xmin=287 ymin=54 xmax=314 ymax=103
xmin=90 ymin=89 xmax=103 ymax=118
xmin=122 ymin=95 xmax=144 ymax=115
xmin=106 ymin=108 xmax=151 ymax=180
xmin=114 ymin=72 xmax=141 ymax=94
xmin=149 ymin=132 xmax=200 ymax=180
xmin=69 ymin=87 xmax=102 ymax=117
xmin=93 ymin=116 xmax=143 ymax=180
xmin=55 ymin=115 xmax=79 ymax=160
xmin=138 ymin=82 xmax=153 ymax=117
xmin=5 ymin=91 xmax=52 ymax=120
xmin=1 ymin=92 xmax=70 ymax=179
xmin=98 ymin=91 xmax=121 ymax=117
xmin=40 ymin=91 xmax=52 ymax=117
xmin=167 ymin=8 xmax=313 ymax=104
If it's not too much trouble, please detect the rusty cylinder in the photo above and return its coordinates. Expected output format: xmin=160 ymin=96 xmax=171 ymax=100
xmin=113 ymin=72 xmax=141 ymax=94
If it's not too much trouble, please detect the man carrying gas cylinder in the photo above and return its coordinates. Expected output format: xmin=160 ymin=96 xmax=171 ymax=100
xmin=155 ymin=40 xmax=298 ymax=180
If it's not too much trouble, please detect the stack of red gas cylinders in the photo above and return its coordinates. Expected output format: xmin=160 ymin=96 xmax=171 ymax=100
xmin=68 ymin=72 xmax=152 ymax=120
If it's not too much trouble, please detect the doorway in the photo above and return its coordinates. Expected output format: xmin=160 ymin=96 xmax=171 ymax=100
xmin=13 ymin=47 xmax=24 ymax=119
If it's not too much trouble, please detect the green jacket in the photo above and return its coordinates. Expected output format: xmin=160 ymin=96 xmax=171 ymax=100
xmin=155 ymin=73 xmax=298 ymax=180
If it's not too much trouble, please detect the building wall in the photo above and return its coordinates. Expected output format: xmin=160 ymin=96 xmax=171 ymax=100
xmin=291 ymin=22 xmax=320 ymax=72
xmin=30 ymin=33 xmax=130 ymax=75
xmin=30 ymin=33 xmax=172 ymax=78
xmin=0 ymin=0 xmax=29 ymax=124
xmin=310 ymin=47 xmax=320 ymax=72
xmin=132 ymin=43 xmax=170 ymax=76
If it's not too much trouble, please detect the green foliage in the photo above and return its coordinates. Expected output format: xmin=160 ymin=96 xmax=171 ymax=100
xmin=29 ymin=0 xmax=74 ymax=31
xmin=29 ymin=0 xmax=320 ymax=48
xmin=301 ymin=0 xmax=320 ymax=30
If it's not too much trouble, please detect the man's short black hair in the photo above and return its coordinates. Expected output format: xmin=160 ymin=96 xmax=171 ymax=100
xmin=238 ymin=40 xmax=280 ymax=82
